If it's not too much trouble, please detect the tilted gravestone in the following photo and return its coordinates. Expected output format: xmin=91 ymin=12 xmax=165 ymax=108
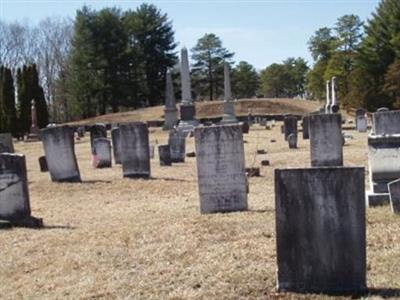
xmin=275 ymin=167 xmax=366 ymax=294
xmin=168 ymin=128 xmax=186 ymax=163
xmin=284 ymin=116 xmax=297 ymax=141
xmin=90 ymin=123 xmax=107 ymax=152
xmin=41 ymin=125 xmax=81 ymax=182
xmin=119 ymin=122 xmax=150 ymax=178
xmin=388 ymin=178 xmax=400 ymax=214
xmin=309 ymin=113 xmax=343 ymax=167
xmin=0 ymin=153 xmax=42 ymax=226
xmin=0 ymin=133 xmax=14 ymax=153
xmin=194 ymin=124 xmax=248 ymax=214
xmin=301 ymin=116 xmax=310 ymax=140
xmin=158 ymin=145 xmax=172 ymax=166
xmin=92 ymin=138 xmax=112 ymax=168
xmin=111 ymin=127 xmax=121 ymax=164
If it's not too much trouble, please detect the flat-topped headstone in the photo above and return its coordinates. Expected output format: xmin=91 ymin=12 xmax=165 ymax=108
xmin=302 ymin=116 xmax=310 ymax=140
xmin=284 ymin=116 xmax=297 ymax=141
xmin=119 ymin=122 xmax=150 ymax=178
xmin=194 ymin=124 xmax=248 ymax=214
xmin=38 ymin=156 xmax=48 ymax=172
xmin=309 ymin=113 xmax=343 ymax=167
xmin=92 ymin=138 xmax=112 ymax=168
xmin=168 ymin=128 xmax=186 ymax=163
xmin=41 ymin=125 xmax=81 ymax=182
xmin=158 ymin=145 xmax=172 ymax=166
xmin=0 ymin=133 xmax=14 ymax=153
xmin=388 ymin=178 xmax=400 ymax=214
xmin=90 ymin=123 xmax=107 ymax=151
xmin=275 ymin=167 xmax=366 ymax=294
xmin=356 ymin=115 xmax=368 ymax=132
xmin=111 ymin=127 xmax=121 ymax=164
xmin=372 ymin=110 xmax=400 ymax=135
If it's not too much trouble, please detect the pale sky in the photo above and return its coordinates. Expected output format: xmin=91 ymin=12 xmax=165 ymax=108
xmin=0 ymin=0 xmax=381 ymax=69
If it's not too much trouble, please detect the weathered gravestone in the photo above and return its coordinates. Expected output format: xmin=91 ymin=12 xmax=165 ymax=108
xmin=275 ymin=167 xmax=366 ymax=294
xmin=111 ymin=127 xmax=121 ymax=164
xmin=355 ymin=108 xmax=368 ymax=132
xmin=168 ymin=128 xmax=186 ymax=163
xmin=38 ymin=156 xmax=48 ymax=172
xmin=388 ymin=178 xmax=400 ymax=214
xmin=90 ymin=123 xmax=107 ymax=151
xmin=92 ymin=138 xmax=112 ymax=168
xmin=284 ymin=116 xmax=297 ymax=141
xmin=301 ymin=116 xmax=310 ymax=140
xmin=41 ymin=125 xmax=81 ymax=182
xmin=0 ymin=133 xmax=14 ymax=153
xmin=0 ymin=153 xmax=42 ymax=227
xmin=372 ymin=109 xmax=400 ymax=135
xmin=288 ymin=133 xmax=297 ymax=149
xmin=194 ymin=124 xmax=248 ymax=214
xmin=309 ymin=113 xmax=343 ymax=167
xmin=119 ymin=122 xmax=150 ymax=178
xmin=158 ymin=145 xmax=172 ymax=166
xmin=77 ymin=126 xmax=85 ymax=138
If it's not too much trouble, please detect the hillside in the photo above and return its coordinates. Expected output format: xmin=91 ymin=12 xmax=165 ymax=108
xmin=68 ymin=98 xmax=322 ymax=126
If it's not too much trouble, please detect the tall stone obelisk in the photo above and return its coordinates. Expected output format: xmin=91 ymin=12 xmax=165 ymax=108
xmin=163 ymin=69 xmax=178 ymax=130
xmin=331 ymin=76 xmax=339 ymax=113
xmin=27 ymin=99 xmax=39 ymax=141
xmin=221 ymin=63 xmax=237 ymax=124
xmin=178 ymin=47 xmax=198 ymax=131
xmin=325 ymin=80 xmax=331 ymax=114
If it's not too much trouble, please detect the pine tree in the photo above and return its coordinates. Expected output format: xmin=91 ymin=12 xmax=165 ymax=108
xmin=30 ymin=64 xmax=49 ymax=128
xmin=17 ymin=65 xmax=31 ymax=134
xmin=232 ymin=61 xmax=260 ymax=99
xmin=1 ymin=67 xmax=18 ymax=135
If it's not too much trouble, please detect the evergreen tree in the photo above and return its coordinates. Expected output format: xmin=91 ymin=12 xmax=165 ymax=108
xmin=0 ymin=67 xmax=18 ymax=135
xmin=17 ymin=65 xmax=31 ymax=133
xmin=191 ymin=33 xmax=234 ymax=100
xmin=232 ymin=61 xmax=260 ymax=99
xmin=30 ymin=64 xmax=49 ymax=128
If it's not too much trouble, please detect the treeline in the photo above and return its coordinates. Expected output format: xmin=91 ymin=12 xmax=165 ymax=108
xmin=0 ymin=64 xmax=48 ymax=136
xmin=307 ymin=0 xmax=400 ymax=110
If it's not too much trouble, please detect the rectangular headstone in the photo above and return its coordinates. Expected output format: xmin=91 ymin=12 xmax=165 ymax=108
xmin=158 ymin=145 xmax=172 ymax=166
xmin=372 ymin=110 xmax=400 ymax=135
xmin=356 ymin=115 xmax=367 ymax=132
xmin=309 ymin=113 xmax=343 ymax=167
xmin=194 ymin=124 xmax=247 ymax=214
xmin=119 ymin=122 xmax=150 ymax=178
xmin=168 ymin=128 xmax=186 ymax=163
xmin=41 ymin=125 xmax=81 ymax=182
xmin=302 ymin=116 xmax=309 ymax=139
xmin=92 ymin=138 xmax=112 ymax=168
xmin=111 ymin=127 xmax=121 ymax=164
xmin=388 ymin=178 xmax=400 ymax=214
xmin=90 ymin=123 xmax=107 ymax=151
xmin=0 ymin=133 xmax=14 ymax=153
xmin=275 ymin=167 xmax=366 ymax=294
xmin=38 ymin=156 xmax=48 ymax=172
xmin=0 ymin=153 xmax=31 ymax=221
xmin=284 ymin=116 xmax=297 ymax=141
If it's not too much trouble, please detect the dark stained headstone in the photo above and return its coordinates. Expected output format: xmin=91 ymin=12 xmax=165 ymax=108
xmin=309 ymin=113 xmax=343 ymax=167
xmin=275 ymin=167 xmax=366 ymax=294
xmin=111 ymin=127 xmax=121 ymax=164
xmin=158 ymin=145 xmax=171 ymax=166
xmin=168 ymin=128 xmax=186 ymax=163
xmin=41 ymin=125 xmax=81 ymax=182
xmin=195 ymin=124 xmax=247 ymax=214
xmin=284 ymin=116 xmax=297 ymax=141
xmin=92 ymin=138 xmax=112 ymax=168
xmin=38 ymin=156 xmax=48 ymax=172
xmin=302 ymin=116 xmax=310 ymax=139
xmin=0 ymin=133 xmax=14 ymax=153
xmin=119 ymin=122 xmax=150 ymax=178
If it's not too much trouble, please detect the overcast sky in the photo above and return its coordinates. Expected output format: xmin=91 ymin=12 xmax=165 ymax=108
xmin=0 ymin=0 xmax=381 ymax=69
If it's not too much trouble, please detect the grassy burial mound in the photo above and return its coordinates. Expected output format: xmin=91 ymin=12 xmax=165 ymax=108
xmin=1 ymin=123 xmax=399 ymax=299
xmin=68 ymin=98 xmax=322 ymax=126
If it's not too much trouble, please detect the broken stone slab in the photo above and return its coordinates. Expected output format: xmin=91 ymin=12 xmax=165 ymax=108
xmin=119 ymin=122 xmax=151 ymax=178
xmin=41 ymin=125 xmax=81 ymax=182
xmin=275 ymin=166 xmax=366 ymax=294
xmin=194 ymin=124 xmax=248 ymax=214
xmin=0 ymin=133 xmax=14 ymax=153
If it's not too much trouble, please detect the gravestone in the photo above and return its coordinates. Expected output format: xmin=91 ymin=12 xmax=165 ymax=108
xmin=355 ymin=108 xmax=367 ymax=132
xmin=119 ymin=122 xmax=150 ymax=178
xmin=158 ymin=145 xmax=172 ymax=166
xmin=241 ymin=122 xmax=250 ymax=134
xmin=288 ymin=133 xmax=297 ymax=149
xmin=309 ymin=113 xmax=343 ymax=167
xmin=372 ymin=110 xmax=400 ymax=135
xmin=275 ymin=167 xmax=366 ymax=294
xmin=77 ymin=126 xmax=85 ymax=138
xmin=41 ymin=125 xmax=81 ymax=182
xmin=168 ymin=128 xmax=186 ymax=163
xmin=0 ymin=133 xmax=14 ymax=153
xmin=0 ymin=153 xmax=42 ymax=226
xmin=194 ymin=124 xmax=248 ymax=214
xmin=90 ymin=123 xmax=107 ymax=151
xmin=92 ymin=138 xmax=112 ymax=168
xmin=284 ymin=116 xmax=297 ymax=141
xmin=111 ymin=127 xmax=121 ymax=164
xmin=388 ymin=178 xmax=400 ymax=214
xmin=302 ymin=116 xmax=309 ymax=139
xmin=38 ymin=156 xmax=48 ymax=172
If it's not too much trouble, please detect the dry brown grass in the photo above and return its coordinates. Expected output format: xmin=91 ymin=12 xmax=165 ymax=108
xmin=68 ymin=98 xmax=322 ymax=126
xmin=0 ymin=123 xmax=399 ymax=300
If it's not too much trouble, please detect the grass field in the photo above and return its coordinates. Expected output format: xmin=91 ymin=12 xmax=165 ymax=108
xmin=1 ymin=121 xmax=399 ymax=299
